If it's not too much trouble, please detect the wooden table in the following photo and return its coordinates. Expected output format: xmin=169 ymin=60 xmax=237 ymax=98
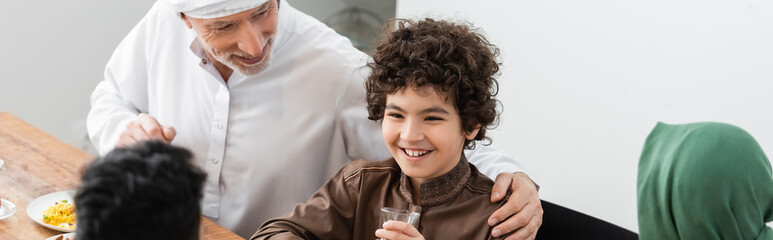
xmin=0 ymin=112 xmax=244 ymax=240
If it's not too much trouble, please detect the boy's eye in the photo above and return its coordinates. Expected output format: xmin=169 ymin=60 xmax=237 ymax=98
xmin=425 ymin=116 xmax=443 ymax=121
xmin=387 ymin=113 xmax=404 ymax=119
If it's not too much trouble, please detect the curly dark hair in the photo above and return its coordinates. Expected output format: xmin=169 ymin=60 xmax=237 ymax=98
xmin=366 ymin=18 xmax=501 ymax=149
xmin=75 ymin=140 xmax=206 ymax=240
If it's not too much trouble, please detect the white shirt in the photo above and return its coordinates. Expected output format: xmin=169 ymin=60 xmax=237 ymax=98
xmin=87 ymin=1 xmax=525 ymax=237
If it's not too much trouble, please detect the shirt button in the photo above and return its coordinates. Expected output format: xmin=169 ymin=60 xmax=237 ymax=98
xmin=202 ymin=58 xmax=208 ymax=64
xmin=217 ymin=123 xmax=223 ymax=130
xmin=211 ymin=158 xmax=219 ymax=164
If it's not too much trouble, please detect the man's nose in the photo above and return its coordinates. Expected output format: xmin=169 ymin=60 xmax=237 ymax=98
xmin=236 ymin=24 xmax=264 ymax=57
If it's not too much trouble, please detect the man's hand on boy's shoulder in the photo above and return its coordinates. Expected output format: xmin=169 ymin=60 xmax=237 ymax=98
xmin=375 ymin=220 xmax=424 ymax=240
xmin=488 ymin=172 xmax=543 ymax=240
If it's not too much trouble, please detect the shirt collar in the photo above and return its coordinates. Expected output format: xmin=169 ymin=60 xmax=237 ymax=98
xmin=189 ymin=37 xmax=208 ymax=60
xmin=399 ymin=155 xmax=471 ymax=207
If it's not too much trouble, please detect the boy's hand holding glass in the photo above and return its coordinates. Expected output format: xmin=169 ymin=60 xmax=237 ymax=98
xmin=376 ymin=220 xmax=424 ymax=240
xmin=376 ymin=207 xmax=420 ymax=240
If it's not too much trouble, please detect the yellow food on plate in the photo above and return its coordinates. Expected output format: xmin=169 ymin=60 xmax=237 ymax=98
xmin=42 ymin=200 xmax=76 ymax=230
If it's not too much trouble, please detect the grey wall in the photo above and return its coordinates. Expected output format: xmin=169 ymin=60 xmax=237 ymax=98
xmin=291 ymin=0 xmax=394 ymax=22
xmin=291 ymin=0 xmax=395 ymax=52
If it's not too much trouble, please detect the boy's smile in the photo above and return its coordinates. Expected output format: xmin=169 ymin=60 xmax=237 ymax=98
xmin=382 ymin=86 xmax=479 ymax=187
xmin=402 ymin=148 xmax=431 ymax=158
xmin=399 ymin=145 xmax=434 ymax=162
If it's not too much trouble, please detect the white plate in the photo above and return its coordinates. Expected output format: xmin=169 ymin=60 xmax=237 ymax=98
xmin=46 ymin=233 xmax=75 ymax=240
xmin=0 ymin=199 xmax=16 ymax=220
xmin=26 ymin=190 xmax=76 ymax=232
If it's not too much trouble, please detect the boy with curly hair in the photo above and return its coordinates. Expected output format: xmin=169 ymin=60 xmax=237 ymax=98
xmin=253 ymin=18 xmax=509 ymax=239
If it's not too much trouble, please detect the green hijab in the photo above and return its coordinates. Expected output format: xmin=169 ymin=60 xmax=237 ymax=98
xmin=638 ymin=122 xmax=773 ymax=240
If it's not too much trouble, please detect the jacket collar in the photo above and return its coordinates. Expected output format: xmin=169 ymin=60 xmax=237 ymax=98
xmin=399 ymin=155 xmax=471 ymax=207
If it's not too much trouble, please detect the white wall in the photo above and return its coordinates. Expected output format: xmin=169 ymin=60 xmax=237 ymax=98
xmin=0 ymin=0 xmax=156 ymax=154
xmin=398 ymin=0 xmax=773 ymax=233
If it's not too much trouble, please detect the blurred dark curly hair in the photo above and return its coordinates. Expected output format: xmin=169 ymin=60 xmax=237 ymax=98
xmin=75 ymin=140 xmax=206 ymax=240
xmin=366 ymin=18 xmax=501 ymax=149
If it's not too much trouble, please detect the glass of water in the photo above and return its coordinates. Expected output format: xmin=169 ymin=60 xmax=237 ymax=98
xmin=379 ymin=207 xmax=420 ymax=240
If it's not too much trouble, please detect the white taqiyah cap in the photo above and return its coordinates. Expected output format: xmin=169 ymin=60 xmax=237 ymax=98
xmin=160 ymin=0 xmax=269 ymax=19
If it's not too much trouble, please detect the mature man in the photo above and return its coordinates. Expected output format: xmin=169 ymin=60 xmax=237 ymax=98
xmin=87 ymin=0 xmax=542 ymax=239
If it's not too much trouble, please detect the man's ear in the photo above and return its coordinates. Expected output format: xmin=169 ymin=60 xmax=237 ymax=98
xmin=180 ymin=13 xmax=193 ymax=29
xmin=465 ymin=124 xmax=482 ymax=140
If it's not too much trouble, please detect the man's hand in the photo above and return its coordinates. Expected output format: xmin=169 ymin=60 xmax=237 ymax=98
xmin=115 ymin=113 xmax=176 ymax=148
xmin=375 ymin=220 xmax=425 ymax=240
xmin=488 ymin=172 xmax=543 ymax=240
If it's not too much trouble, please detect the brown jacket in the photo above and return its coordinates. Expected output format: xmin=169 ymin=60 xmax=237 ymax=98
xmin=251 ymin=156 xmax=507 ymax=239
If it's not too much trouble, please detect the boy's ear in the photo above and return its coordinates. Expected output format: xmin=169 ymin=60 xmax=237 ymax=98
xmin=465 ymin=124 xmax=482 ymax=140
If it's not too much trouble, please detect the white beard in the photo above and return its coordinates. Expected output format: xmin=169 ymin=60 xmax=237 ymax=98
xmin=199 ymin=37 xmax=274 ymax=77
